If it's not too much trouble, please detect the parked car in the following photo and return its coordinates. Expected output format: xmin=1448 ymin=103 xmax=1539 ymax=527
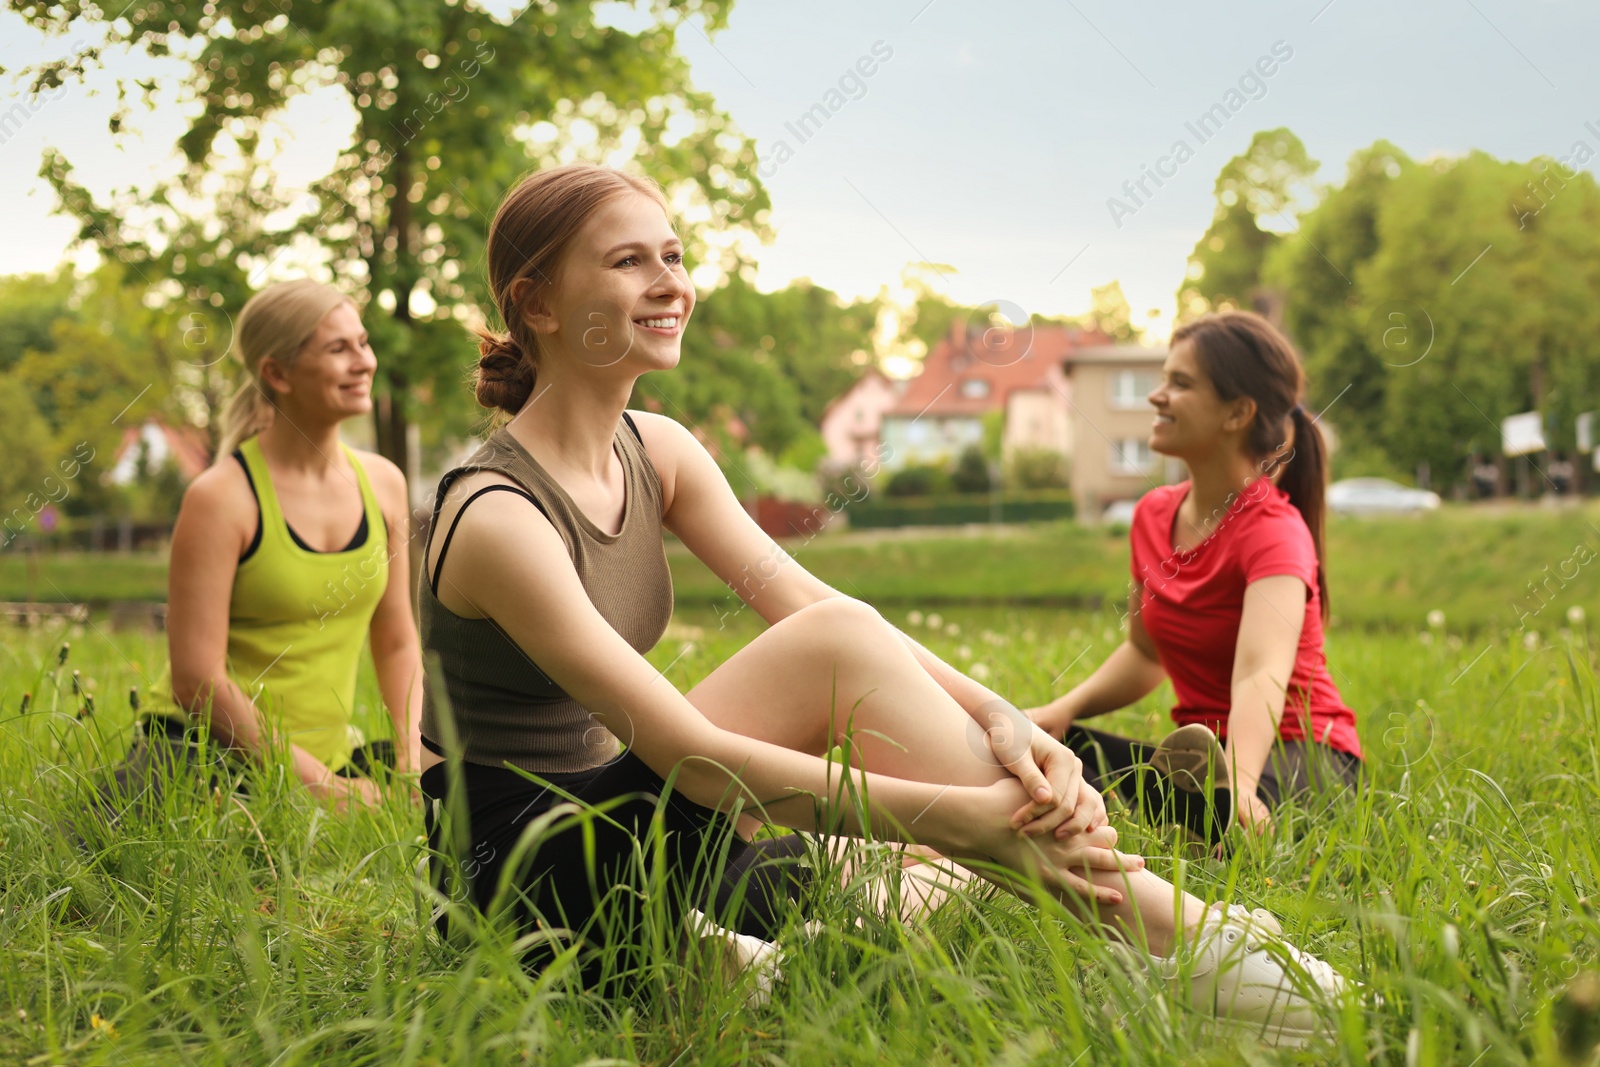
xmin=1102 ymin=498 xmax=1139 ymax=527
xmin=1327 ymin=477 xmax=1441 ymax=516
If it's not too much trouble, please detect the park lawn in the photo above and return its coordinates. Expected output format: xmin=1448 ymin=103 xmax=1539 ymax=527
xmin=5 ymin=501 xmax=1598 ymax=634
xmin=1 ymin=589 xmax=1597 ymax=1064
xmin=0 ymin=505 xmax=1595 ymax=1062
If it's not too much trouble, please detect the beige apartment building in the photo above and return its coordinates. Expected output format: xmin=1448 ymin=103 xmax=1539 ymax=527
xmin=818 ymin=331 xmax=1180 ymax=521
xmin=1064 ymin=344 xmax=1180 ymax=519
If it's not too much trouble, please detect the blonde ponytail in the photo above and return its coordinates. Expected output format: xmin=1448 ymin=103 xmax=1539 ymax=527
xmin=214 ymin=279 xmax=353 ymax=461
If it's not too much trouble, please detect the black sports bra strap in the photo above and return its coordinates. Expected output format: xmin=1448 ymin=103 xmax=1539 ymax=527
xmin=621 ymin=411 xmax=642 ymax=443
xmin=430 ymin=483 xmax=547 ymax=595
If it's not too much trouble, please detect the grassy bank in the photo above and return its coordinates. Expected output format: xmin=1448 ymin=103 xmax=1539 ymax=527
xmin=1 ymin=606 xmax=1595 ymax=1064
xmin=667 ymin=503 xmax=1600 ymax=634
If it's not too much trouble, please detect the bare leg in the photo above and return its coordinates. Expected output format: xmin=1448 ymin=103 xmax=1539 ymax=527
xmin=687 ymin=599 xmax=1207 ymax=955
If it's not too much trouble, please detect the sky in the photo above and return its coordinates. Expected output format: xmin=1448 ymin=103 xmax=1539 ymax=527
xmin=2 ymin=0 xmax=1597 ymax=342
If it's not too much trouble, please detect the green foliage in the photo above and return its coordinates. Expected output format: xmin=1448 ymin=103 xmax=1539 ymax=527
xmin=0 ymin=270 xmax=75 ymax=374
xmin=1180 ymin=127 xmax=1320 ymax=316
xmin=778 ymin=426 xmax=829 ymax=473
xmin=980 ymin=410 xmax=1005 ymax=463
xmin=950 ymin=444 xmax=991 ymax=494
xmin=634 ymin=273 xmax=877 ymax=457
xmin=1085 ymin=280 xmax=1142 ymax=342
xmin=885 ymin=463 xmax=952 ymax=498
xmin=0 ymin=265 xmax=193 ymax=523
xmin=1267 ymin=141 xmax=1600 ymax=486
xmin=0 ymin=387 xmax=56 ymax=524
xmin=1006 ymin=447 xmax=1069 ymax=490
xmin=1265 ymin=140 xmax=1412 ymax=453
xmin=15 ymin=0 xmax=768 ymax=471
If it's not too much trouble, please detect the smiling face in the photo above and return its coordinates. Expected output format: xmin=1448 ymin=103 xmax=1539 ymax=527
xmin=261 ymin=301 xmax=376 ymax=420
xmin=1147 ymin=337 xmax=1252 ymax=460
xmin=528 ymin=192 xmax=695 ymax=376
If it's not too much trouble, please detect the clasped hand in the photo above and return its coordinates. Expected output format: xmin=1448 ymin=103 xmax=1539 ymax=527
xmin=965 ymin=702 xmax=1143 ymax=902
xmin=979 ymin=700 xmax=1107 ymax=839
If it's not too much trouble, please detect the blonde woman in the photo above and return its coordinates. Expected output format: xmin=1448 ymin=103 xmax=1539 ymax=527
xmin=116 ymin=280 xmax=422 ymax=812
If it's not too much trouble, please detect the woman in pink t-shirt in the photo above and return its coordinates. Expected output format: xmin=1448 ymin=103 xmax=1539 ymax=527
xmin=1029 ymin=311 xmax=1363 ymax=843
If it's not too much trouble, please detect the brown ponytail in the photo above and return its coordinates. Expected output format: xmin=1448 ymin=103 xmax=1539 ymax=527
xmin=1281 ymin=403 xmax=1329 ymax=618
xmin=472 ymin=333 xmax=536 ymax=414
xmin=1171 ymin=311 xmax=1331 ymax=620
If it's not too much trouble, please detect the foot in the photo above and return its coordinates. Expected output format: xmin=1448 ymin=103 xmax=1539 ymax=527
xmin=1150 ymin=724 xmax=1227 ymax=791
xmin=1149 ymin=724 xmax=1235 ymax=844
xmin=1112 ymin=903 xmax=1349 ymax=1048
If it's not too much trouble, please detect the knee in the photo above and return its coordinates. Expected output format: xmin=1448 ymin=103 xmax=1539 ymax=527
xmin=783 ymin=597 xmax=888 ymax=642
xmin=789 ymin=595 xmax=884 ymax=628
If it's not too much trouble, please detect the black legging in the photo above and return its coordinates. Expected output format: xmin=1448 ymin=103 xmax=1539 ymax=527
xmin=1064 ymin=723 xmax=1363 ymax=843
xmin=96 ymin=716 xmax=392 ymax=812
xmin=422 ymin=749 xmax=814 ymax=990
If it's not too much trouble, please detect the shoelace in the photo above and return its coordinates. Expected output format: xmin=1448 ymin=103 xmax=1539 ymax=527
xmin=1222 ymin=905 xmax=1343 ymax=990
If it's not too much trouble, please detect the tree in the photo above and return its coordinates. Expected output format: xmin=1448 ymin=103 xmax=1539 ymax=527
xmin=1264 ymin=140 xmax=1411 ymax=452
xmin=951 ymin=444 xmax=990 ymax=494
xmin=0 ymin=270 xmax=76 ymax=374
xmin=16 ymin=0 xmax=767 ymax=478
xmin=1179 ymin=127 xmax=1319 ymax=317
xmin=0 ymin=386 xmax=57 ymax=539
xmin=1007 ymin=447 xmax=1068 ymax=489
xmin=1085 ymin=280 xmax=1141 ymax=343
xmin=1264 ymin=140 xmax=1600 ymax=487
xmin=885 ymin=463 xmax=951 ymax=498
xmin=10 ymin=264 xmax=181 ymax=517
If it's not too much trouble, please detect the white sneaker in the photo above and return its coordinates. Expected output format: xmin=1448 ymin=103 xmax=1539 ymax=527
xmin=684 ymin=908 xmax=827 ymax=1008
xmin=1112 ymin=903 xmax=1349 ymax=1048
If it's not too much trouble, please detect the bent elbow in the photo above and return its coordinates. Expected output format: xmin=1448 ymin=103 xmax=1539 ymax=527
xmin=169 ymin=671 xmax=221 ymax=718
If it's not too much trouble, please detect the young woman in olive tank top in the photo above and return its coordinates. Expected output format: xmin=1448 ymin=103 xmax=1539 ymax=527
xmin=117 ymin=280 xmax=424 ymax=813
xmin=418 ymin=165 xmax=1352 ymax=1041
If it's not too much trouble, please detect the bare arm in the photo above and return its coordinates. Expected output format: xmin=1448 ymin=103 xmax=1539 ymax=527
xmin=637 ymin=410 xmax=1098 ymax=832
xmin=362 ymin=455 xmax=424 ymax=775
xmin=1224 ymin=575 xmax=1306 ymax=809
xmin=166 ymin=465 xmax=372 ymax=807
xmin=637 ymin=411 xmax=840 ymax=627
xmin=1030 ymin=589 xmax=1167 ymax=735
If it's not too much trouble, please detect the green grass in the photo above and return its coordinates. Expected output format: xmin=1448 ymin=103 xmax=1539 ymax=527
xmin=3 ymin=585 xmax=1599 ymax=1064
xmin=0 ymin=550 xmax=170 ymax=604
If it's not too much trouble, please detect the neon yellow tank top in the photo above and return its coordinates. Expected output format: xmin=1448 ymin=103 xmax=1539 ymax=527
xmin=153 ymin=436 xmax=389 ymax=770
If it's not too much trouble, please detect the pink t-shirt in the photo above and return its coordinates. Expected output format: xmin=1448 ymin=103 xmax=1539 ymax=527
xmin=1128 ymin=481 xmax=1363 ymax=759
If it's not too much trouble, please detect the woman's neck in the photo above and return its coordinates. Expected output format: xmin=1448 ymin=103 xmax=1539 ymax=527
xmin=256 ymin=413 xmax=346 ymax=475
xmin=1180 ymin=447 xmax=1262 ymax=540
xmin=504 ymin=371 xmax=636 ymax=479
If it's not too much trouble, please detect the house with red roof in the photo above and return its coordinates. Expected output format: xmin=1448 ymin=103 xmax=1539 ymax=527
xmin=107 ymin=417 xmax=212 ymax=485
xmin=841 ymin=319 xmax=1180 ymax=519
xmin=818 ymin=368 xmax=903 ymax=468
xmin=878 ymin=319 xmax=1110 ymax=471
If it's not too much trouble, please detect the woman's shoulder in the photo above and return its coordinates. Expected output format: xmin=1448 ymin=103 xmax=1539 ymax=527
xmin=173 ymin=454 xmax=257 ymax=557
xmin=1131 ymin=483 xmax=1186 ymax=526
xmin=621 ymin=409 xmax=695 ymax=454
xmin=182 ymin=453 xmax=255 ymax=516
xmin=618 ymin=409 xmax=702 ymax=511
xmin=345 ymin=447 xmax=408 ymax=519
xmin=1244 ymin=481 xmax=1312 ymax=534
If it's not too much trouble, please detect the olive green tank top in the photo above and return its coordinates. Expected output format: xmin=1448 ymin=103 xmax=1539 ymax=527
xmin=418 ymin=417 xmax=674 ymax=774
xmin=150 ymin=435 xmax=389 ymax=770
